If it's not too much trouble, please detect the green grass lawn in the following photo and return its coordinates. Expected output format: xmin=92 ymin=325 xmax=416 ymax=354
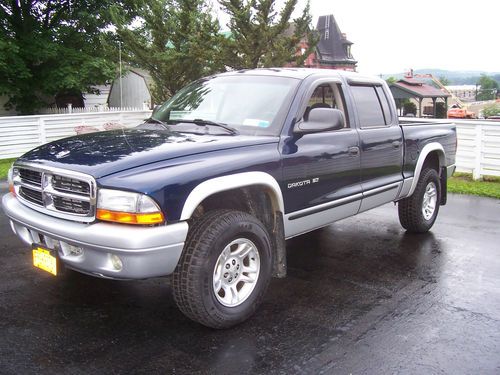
xmin=448 ymin=173 xmax=500 ymax=199
xmin=0 ymin=158 xmax=16 ymax=180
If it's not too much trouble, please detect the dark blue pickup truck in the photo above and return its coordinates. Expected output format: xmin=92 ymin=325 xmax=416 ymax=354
xmin=2 ymin=68 xmax=456 ymax=328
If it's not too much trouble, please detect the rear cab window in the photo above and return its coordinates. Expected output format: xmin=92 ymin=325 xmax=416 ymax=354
xmin=350 ymin=85 xmax=392 ymax=128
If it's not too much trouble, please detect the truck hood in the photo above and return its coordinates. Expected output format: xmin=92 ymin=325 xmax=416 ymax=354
xmin=17 ymin=128 xmax=279 ymax=178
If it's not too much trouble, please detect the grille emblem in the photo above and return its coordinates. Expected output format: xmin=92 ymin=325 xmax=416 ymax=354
xmin=41 ymin=172 xmax=54 ymax=208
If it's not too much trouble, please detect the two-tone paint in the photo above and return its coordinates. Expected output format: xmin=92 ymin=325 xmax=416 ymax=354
xmin=7 ymin=68 xmax=457 ymax=279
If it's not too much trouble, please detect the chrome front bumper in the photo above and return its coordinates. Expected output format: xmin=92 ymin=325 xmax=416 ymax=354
xmin=2 ymin=193 xmax=188 ymax=279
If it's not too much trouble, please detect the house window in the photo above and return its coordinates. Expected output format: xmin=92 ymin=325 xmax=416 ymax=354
xmin=345 ymin=45 xmax=352 ymax=58
xmin=325 ymin=16 xmax=330 ymax=40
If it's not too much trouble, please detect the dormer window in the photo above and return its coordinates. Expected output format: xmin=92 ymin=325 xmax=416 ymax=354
xmin=345 ymin=45 xmax=352 ymax=59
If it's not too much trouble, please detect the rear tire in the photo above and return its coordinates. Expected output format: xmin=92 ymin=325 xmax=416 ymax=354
xmin=398 ymin=167 xmax=441 ymax=233
xmin=172 ymin=209 xmax=272 ymax=329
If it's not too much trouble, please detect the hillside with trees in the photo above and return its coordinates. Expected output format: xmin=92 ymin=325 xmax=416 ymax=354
xmin=382 ymin=69 xmax=500 ymax=86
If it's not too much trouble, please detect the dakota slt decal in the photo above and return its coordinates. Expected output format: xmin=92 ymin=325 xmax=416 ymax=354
xmin=287 ymin=178 xmax=319 ymax=189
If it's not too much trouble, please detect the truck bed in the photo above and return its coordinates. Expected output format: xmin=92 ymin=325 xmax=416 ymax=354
xmin=400 ymin=120 xmax=457 ymax=179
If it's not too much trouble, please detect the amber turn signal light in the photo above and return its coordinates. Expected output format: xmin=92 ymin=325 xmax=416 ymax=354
xmin=96 ymin=209 xmax=164 ymax=225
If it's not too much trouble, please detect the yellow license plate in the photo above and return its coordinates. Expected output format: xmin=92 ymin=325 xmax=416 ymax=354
xmin=33 ymin=247 xmax=57 ymax=276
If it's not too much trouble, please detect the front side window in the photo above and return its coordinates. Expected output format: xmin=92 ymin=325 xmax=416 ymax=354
xmin=151 ymin=75 xmax=300 ymax=136
xmin=304 ymin=83 xmax=349 ymax=128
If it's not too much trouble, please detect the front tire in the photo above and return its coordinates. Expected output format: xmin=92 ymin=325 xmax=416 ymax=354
xmin=398 ymin=167 xmax=441 ymax=233
xmin=172 ymin=209 xmax=272 ymax=329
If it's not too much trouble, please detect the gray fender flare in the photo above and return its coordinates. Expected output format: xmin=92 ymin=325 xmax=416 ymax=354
xmin=406 ymin=142 xmax=446 ymax=198
xmin=180 ymin=172 xmax=284 ymax=221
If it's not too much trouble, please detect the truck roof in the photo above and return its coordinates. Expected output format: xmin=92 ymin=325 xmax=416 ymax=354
xmin=216 ymin=68 xmax=384 ymax=85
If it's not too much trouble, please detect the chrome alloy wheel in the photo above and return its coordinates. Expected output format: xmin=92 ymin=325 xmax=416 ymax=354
xmin=213 ymin=238 xmax=261 ymax=307
xmin=422 ymin=181 xmax=437 ymax=220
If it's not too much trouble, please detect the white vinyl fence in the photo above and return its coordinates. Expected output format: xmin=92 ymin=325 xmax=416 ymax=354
xmin=400 ymin=117 xmax=500 ymax=179
xmin=1 ymin=113 xmax=499 ymax=180
xmin=453 ymin=120 xmax=500 ymax=179
xmin=0 ymin=110 xmax=151 ymax=159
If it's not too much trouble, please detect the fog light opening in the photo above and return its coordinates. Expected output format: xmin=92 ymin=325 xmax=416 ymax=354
xmin=61 ymin=243 xmax=84 ymax=257
xmin=69 ymin=245 xmax=84 ymax=256
xmin=110 ymin=254 xmax=123 ymax=271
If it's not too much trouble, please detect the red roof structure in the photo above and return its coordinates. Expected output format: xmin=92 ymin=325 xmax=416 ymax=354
xmin=394 ymin=77 xmax=450 ymax=98
xmin=390 ymin=74 xmax=451 ymax=117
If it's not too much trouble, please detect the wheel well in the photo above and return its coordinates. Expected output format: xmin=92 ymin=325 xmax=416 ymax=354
xmin=191 ymin=186 xmax=287 ymax=278
xmin=192 ymin=186 xmax=272 ymax=220
xmin=421 ymin=150 xmax=448 ymax=205
xmin=422 ymin=151 xmax=441 ymax=173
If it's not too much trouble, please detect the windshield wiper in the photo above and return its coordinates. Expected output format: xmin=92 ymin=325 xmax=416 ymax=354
xmin=145 ymin=117 xmax=170 ymax=130
xmin=176 ymin=119 xmax=239 ymax=135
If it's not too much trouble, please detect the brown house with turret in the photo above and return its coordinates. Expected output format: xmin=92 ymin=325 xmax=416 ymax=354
xmin=300 ymin=15 xmax=357 ymax=71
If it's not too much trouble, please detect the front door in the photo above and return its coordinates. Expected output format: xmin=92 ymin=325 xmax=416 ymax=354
xmin=281 ymin=82 xmax=362 ymax=238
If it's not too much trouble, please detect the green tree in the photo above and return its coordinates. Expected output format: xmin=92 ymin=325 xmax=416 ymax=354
xmin=477 ymin=75 xmax=499 ymax=101
xmin=482 ymin=103 xmax=500 ymax=118
xmin=0 ymin=0 xmax=128 ymax=114
xmin=220 ymin=0 xmax=318 ymax=69
xmin=438 ymin=76 xmax=450 ymax=86
xmin=112 ymin=0 xmax=225 ymax=103
xmin=386 ymin=77 xmax=397 ymax=85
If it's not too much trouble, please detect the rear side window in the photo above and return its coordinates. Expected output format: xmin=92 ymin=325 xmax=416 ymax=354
xmin=350 ymin=85 xmax=386 ymax=128
xmin=376 ymin=86 xmax=392 ymax=124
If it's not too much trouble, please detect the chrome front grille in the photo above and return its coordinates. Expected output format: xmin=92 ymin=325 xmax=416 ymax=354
xmin=19 ymin=186 xmax=43 ymax=205
xmin=52 ymin=196 xmax=91 ymax=214
xmin=52 ymin=175 xmax=90 ymax=195
xmin=12 ymin=164 xmax=97 ymax=222
xmin=19 ymin=169 xmax=42 ymax=186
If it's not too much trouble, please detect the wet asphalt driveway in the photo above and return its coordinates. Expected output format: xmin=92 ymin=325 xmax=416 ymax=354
xmin=1 ymin=184 xmax=499 ymax=374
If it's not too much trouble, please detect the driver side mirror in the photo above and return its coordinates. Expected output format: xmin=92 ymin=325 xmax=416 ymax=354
xmin=294 ymin=108 xmax=345 ymax=133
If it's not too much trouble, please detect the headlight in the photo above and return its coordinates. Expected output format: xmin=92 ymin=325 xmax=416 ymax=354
xmin=7 ymin=167 xmax=17 ymax=196
xmin=96 ymin=189 xmax=165 ymax=225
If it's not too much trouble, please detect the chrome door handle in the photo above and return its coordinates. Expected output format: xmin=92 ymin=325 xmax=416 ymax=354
xmin=392 ymin=141 xmax=401 ymax=149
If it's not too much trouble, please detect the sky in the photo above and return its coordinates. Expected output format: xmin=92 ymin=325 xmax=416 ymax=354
xmin=215 ymin=0 xmax=500 ymax=75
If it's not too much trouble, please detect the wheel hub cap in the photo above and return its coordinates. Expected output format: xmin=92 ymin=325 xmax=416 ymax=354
xmin=422 ymin=181 xmax=437 ymax=220
xmin=213 ymin=238 xmax=260 ymax=307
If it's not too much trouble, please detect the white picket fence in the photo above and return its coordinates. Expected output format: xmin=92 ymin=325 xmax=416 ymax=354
xmin=1 ymin=113 xmax=499 ymax=180
xmin=39 ymin=106 xmax=147 ymax=115
xmin=0 ymin=110 xmax=151 ymax=159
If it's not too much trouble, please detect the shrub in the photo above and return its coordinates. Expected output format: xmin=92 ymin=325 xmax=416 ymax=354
xmin=403 ymin=102 xmax=417 ymax=116
xmin=482 ymin=103 xmax=500 ymax=118
xmin=435 ymin=102 xmax=447 ymax=118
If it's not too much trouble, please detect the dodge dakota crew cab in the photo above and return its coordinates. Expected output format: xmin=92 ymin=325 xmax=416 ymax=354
xmin=2 ymin=69 xmax=456 ymax=328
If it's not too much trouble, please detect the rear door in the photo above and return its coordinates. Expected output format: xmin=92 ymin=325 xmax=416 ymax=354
xmin=349 ymin=84 xmax=404 ymax=212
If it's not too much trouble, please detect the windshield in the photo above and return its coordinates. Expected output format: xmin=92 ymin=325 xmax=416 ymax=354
xmin=150 ymin=75 xmax=300 ymax=136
